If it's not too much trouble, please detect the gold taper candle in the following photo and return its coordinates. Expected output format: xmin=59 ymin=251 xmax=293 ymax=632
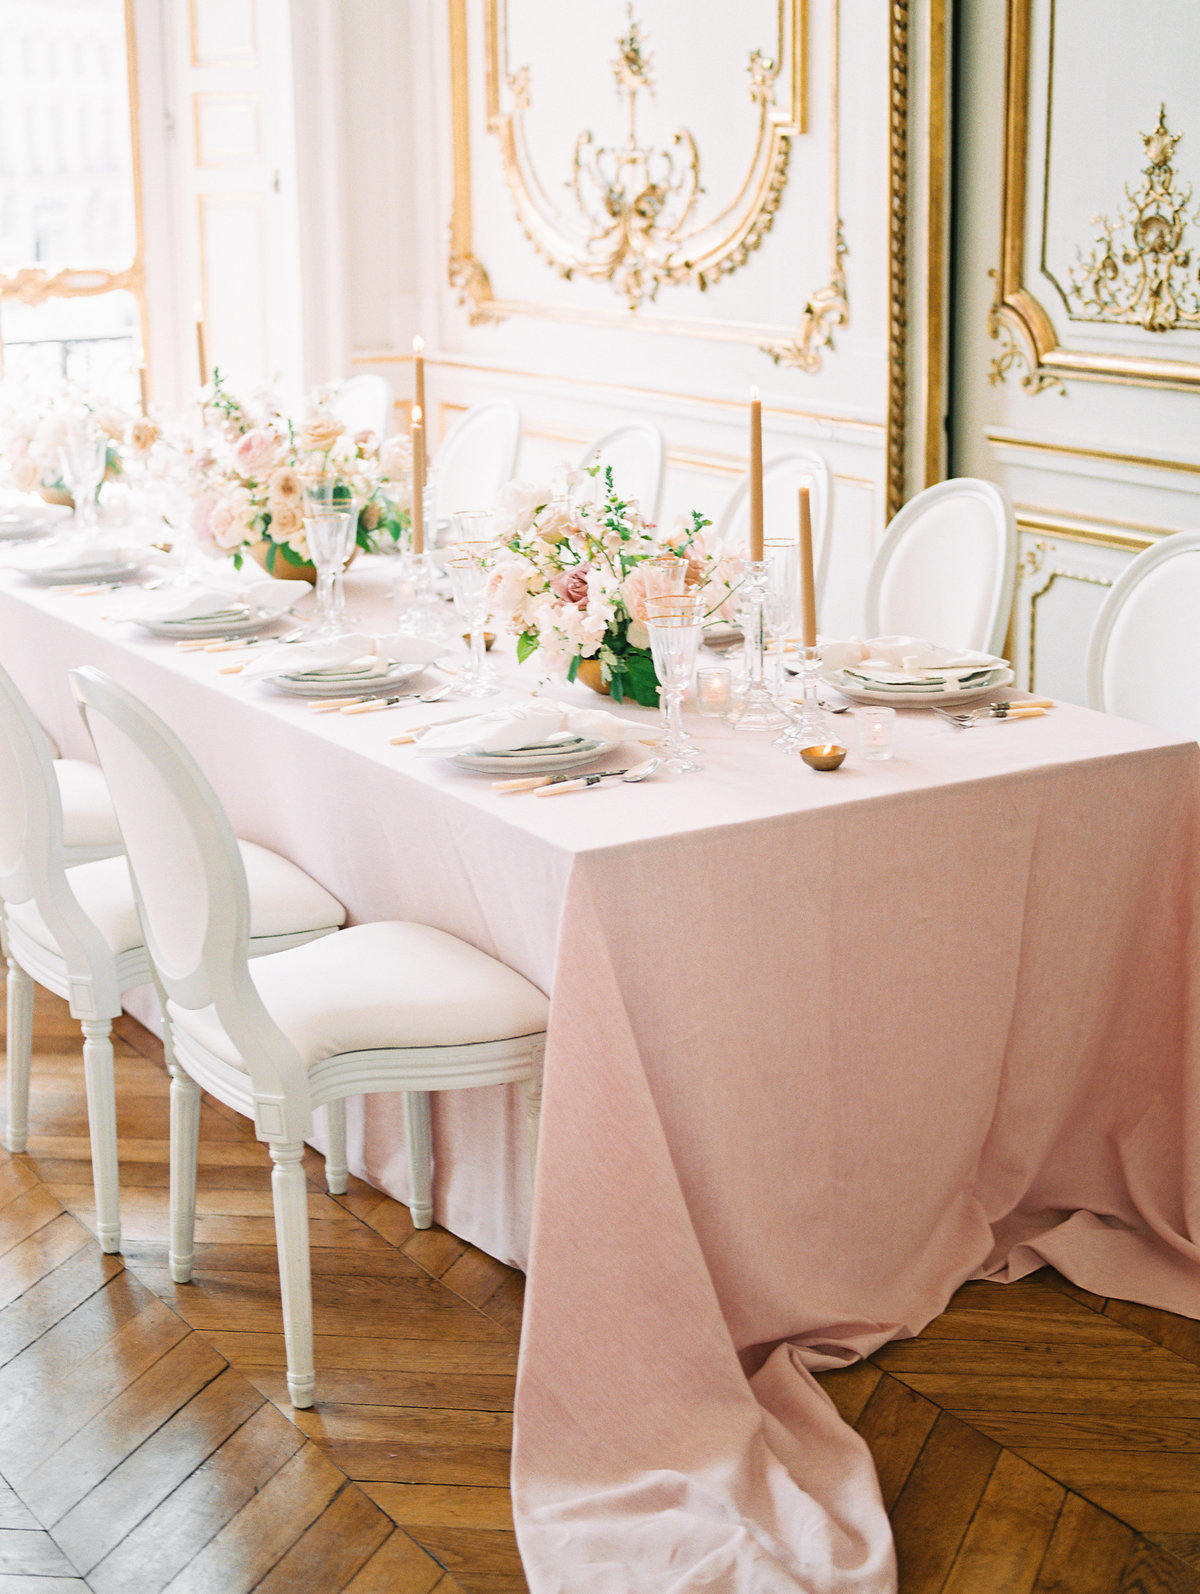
xmin=413 ymin=335 xmax=426 ymax=418
xmin=194 ymin=302 xmax=208 ymax=386
xmin=797 ymin=481 xmax=818 ymax=648
xmin=749 ymin=386 xmax=764 ymax=562
xmin=410 ymin=404 xmax=425 ymax=555
xmin=136 ymin=349 xmax=148 ymax=415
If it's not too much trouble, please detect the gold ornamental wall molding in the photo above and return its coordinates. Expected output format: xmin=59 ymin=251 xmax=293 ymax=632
xmin=992 ymin=0 xmax=1200 ymax=395
xmin=448 ymin=0 xmax=850 ymax=372
xmin=1065 ymin=106 xmax=1200 ymax=333
xmin=489 ymin=3 xmax=796 ymax=311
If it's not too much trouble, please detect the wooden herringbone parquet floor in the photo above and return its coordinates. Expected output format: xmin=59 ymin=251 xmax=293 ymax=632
xmin=3 ymin=980 xmax=1200 ymax=1591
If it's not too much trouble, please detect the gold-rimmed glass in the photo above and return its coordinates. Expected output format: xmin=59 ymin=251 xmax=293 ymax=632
xmin=645 ymin=591 xmax=706 ymax=773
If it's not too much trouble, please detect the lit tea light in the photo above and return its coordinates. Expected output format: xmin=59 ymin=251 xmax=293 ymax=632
xmin=696 ymin=667 xmax=732 ymax=717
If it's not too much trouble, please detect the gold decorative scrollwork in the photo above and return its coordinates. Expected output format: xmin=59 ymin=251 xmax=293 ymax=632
xmin=987 ymin=279 xmax=1065 ymax=394
xmin=1067 ymin=106 xmax=1200 ymax=333
xmin=0 ymin=265 xmax=142 ymax=307
xmin=761 ymin=221 xmax=849 ymax=372
xmin=488 ymin=1 xmax=802 ymax=312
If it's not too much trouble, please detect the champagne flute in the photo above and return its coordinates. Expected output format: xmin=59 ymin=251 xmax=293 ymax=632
xmin=645 ymin=592 xmax=706 ymax=773
xmin=764 ymin=538 xmax=799 ymax=702
xmin=445 ymin=540 xmax=499 ymax=696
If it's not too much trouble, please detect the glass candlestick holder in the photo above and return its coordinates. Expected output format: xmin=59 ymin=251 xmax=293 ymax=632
xmin=727 ymin=561 xmax=790 ymax=732
xmin=776 ymin=643 xmax=830 ymax=754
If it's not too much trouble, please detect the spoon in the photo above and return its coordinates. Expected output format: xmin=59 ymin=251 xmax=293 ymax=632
xmin=520 ymin=757 xmax=661 ymax=796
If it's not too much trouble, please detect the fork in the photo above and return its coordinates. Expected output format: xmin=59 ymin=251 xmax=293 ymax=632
xmin=933 ymin=698 xmax=1053 ymax=728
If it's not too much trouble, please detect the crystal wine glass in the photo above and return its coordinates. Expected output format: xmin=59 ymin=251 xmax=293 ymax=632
xmin=445 ymin=540 xmax=499 ymax=696
xmin=645 ymin=592 xmax=706 ymax=774
xmin=58 ymin=420 xmax=108 ymax=543
xmin=303 ymin=508 xmax=356 ymax=637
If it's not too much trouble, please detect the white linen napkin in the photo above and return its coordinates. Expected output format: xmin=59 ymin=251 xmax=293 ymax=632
xmin=131 ymin=576 xmax=296 ymax=624
xmin=417 ymin=700 xmax=647 ymax=756
xmin=242 ymin=631 xmax=443 ymax=681
xmin=822 ymin=635 xmax=1006 ymax=684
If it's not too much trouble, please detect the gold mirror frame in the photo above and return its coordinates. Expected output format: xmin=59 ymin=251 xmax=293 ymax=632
xmin=992 ymin=0 xmax=1200 ymax=394
xmin=0 ymin=0 xmax=147 ymax=364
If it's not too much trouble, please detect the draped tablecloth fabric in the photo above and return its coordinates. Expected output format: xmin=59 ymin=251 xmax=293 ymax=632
xmin=3 ymin=562 xmax=1200 ymax=1592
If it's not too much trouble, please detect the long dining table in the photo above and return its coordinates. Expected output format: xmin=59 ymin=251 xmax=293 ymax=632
xmin=3 ymin=553 xmax=1200 ymax=1593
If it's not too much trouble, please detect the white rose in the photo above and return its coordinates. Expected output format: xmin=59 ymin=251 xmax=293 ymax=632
xmin=495 ymin=480 xmax=552 ymax=539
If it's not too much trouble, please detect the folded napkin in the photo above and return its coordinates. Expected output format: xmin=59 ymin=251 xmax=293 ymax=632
xmin=16 ymin=541 xmax=134 ymax=573
xmin=243 ymin=631 xmax=442 ymax=681
xmin=132 ymin=576 xmax=296 ymax=624
xmin=418 ymin=700 xmax=646 ymax=756
xmin=822 ymin=635 xmax=1006 ymax=689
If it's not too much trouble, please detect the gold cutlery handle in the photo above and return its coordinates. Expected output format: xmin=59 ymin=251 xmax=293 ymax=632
xmin=341 ymin=699 xmax=394 ymax=716
xmin=534 ymin=778 xmax=587 ymax=796
xmin=492 ymin=776 xmax=551 ymax=792
xmin=1001 ymin=706 xmax=1048 ymax=720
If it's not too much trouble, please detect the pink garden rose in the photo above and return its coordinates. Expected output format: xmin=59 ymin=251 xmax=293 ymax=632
xmin=232 ymin=428 xmax=279 ymax=478
xmin=620 ymin=561 xmax=686 ymax=623
xmin=189 ymin=491 xmax=218 ymax=548
xmin=11 ymin=455 xmax=40 ymax=494
xmin=549 ymin=564 xmax=590 ymax=605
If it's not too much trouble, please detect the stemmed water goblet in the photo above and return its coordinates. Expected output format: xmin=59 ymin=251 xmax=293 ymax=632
xmin=57 ymin=419 xmax=108 ymax=547
xmin=302 ymin=475 xmax=360 ymax=636
xmin=445 ymin=539 xmax=500 ymax=696
xmin=645 ymin=592 xmax=706 ymax=774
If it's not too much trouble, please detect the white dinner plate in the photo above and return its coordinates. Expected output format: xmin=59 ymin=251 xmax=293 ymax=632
xmin=133 ymin=608 xmax=280 ymax=640
xmin=0 ymin=504 xmax=70 ymax=541
xmin=452 ymin=739 xmax=606 ymax=774
xmin=23 ymin=559 xmax=143 ymax=586
xmin=823 ymin=665 xmax=1014 ymax=708
xmin=267 ymin=660 xmax=427 ymax=698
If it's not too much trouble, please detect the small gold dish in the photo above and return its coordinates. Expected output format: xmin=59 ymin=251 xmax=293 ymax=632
xmin=800 ymin=743 xmax=847 ymax=771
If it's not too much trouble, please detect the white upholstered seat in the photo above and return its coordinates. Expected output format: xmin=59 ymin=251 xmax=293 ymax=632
xmin=332 ymin=373 xmax=393 ymax=442
xmin=432 ymin=400 xmax=522 ymax=524
xmin=70 ymin=666 xmax=546 ymax=1408
xmin=6 ymin=842 xmax=344 ymax=962
xmin=54 ymin=759 xmax=122 ymax=859
xmin=170 ymin=922 xmax=549 ymax=1071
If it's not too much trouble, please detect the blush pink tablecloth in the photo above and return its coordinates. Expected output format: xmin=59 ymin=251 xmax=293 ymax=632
xmin=4 ymin=560 xmax=1200 ymax=1592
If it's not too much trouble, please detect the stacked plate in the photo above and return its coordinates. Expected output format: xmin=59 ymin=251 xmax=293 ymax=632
xmin=0 ymin=503 xmax=69 ymax=542
xmin=453 ymin=736 xmax=605 ymax=774
xmin=21 ymin=552 xmax=142 ymax=587
xmin=267 ymin=656 xmax=427 ymax=699
xmin=133 ymin=604 xmax=281 ymax=641
xmin=824 ymin=664 xmax=1013 ymax=707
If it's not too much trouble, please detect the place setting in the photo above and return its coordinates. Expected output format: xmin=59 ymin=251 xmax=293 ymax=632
xmin=409 ymin=697 xmax=657 ymax=790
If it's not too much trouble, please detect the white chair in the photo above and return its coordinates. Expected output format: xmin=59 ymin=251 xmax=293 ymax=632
xmin=432 ymin=400 xmax=522 ymax=524
xmin=578 ymin=424 xmax=665 ymax=522
xmin=716 ymin=450 xmax=836 ymax=606
xmin=0 ymin=661 xmax=348 ymax=1252
xmin=71 ymin=667 xmax=548 ymax=1407
xmin=332 ymin=374 xmax=394 ymax=443
xmin=865 ymin=478 xmax=1017 ymax=656
xmin=1086 ymin=532 xmax=1200 ymax=738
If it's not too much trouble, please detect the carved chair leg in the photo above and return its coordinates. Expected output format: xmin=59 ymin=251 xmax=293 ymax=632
xmin=402 ymin=1090 xmax=433 ymax=1229
xmin=168 ymin=1061 xmax=201 ymax=1283
xmin=323 ymin=1097 xmax=348 ymax=1195
xmin=269 ymin=1140 xmax=315 ymax=1408
xmin=81 ymin=1020 xmax=120 ymax=1253
xmin=4 ymin=955 xmax=33 ymax=1155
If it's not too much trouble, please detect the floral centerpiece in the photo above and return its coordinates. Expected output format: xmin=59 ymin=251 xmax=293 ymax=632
xmin=0 ymin=379 xmax=131 ymax=502
xmin=186 ymin=374 xmax=412 ymax=574
xmin=488 ymin=468 xmax=743 ymax=706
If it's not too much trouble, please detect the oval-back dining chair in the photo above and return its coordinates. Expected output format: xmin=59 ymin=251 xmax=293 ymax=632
xmin=577 ymin=423 xmax=666 ymax=521
xmin=71 ymin=667 xmax=548 ymax=1407
xmin=332 ymin=374 xmax=394 ymax=443
xmin=432 ymin=400 xmax=523 ymax=523
xmin=1086 ymin=531 xmax=1200 ymax=739
xmin=865 ymin=478 xmax=1016 ymax=655
xmin=0 ymin=660 xmax=347 ymax=1249
xmin=716 ymin=450 xmax=835 ymax=606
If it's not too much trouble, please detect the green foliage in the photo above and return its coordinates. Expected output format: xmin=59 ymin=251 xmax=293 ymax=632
xmin=516 ymin=630 xmax=539 ymax=664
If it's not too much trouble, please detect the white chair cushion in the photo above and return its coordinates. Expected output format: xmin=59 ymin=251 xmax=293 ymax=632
xmin=54 ymin=759 xmax=121 ymax=850
xmin=168 ymin=921 xmax=549 ymax=1069
xmin=6 ymin=841 xmax=346 ymax=959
